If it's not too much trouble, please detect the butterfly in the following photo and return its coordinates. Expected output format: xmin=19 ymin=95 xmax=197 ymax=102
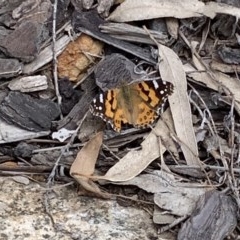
xmin=90 ymin=80 xmax=174 ymax=132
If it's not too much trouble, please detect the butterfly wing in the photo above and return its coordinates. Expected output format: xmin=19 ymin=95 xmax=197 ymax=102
xmin=136 ymin=80 xmax=174 ymax=112
xmin=90 ymin=89 xmax=128 ymax=132
xmin=90 ymin=80 xmax=174 ymax=131
xmin=133 ymin=80 xmax=174 ymax=128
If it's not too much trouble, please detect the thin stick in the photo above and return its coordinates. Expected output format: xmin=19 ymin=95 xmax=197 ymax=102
xmin=52 ymin=0 xmax=62 ymax=119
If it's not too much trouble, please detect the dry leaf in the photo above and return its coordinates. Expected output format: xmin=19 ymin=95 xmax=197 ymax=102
xmin=154 ymin=187 xmax=206 ymax=217
xmin=157 ymin=109 xmax=179 ymax=160
xmin=153 ymin=205 xmax=176 ymax=224
xmin=93 ymin=112 xmax=176 ymax=182
xmin=70 ymin=131 xmax=109 ymax=197
xmin=0 ymin=120 xmax=50 ymax=144
xmin=185 ymin=63 xmax=240 ymax=102
xmin=110 ymin=171 xmax=208 ymax=216
xmin=112 ymin=170 xmax=175 ymax=193
xmin=58 ymin=34 xmax=103 ymax=81
xmin=158 ymin=44 xmax=199 ymax=166
xmin=108 ymin=0 xmax=240 ymax=22
xmin=97 ymin=131 xmax=161 ymax=182
xmin=184 ymin=62 xmax=240 ymax=114
xmin=70 ymin=131 xmax=103 ymax=177
xmin=210 ymin=60 xmax=240 ymax=73
xmin=108 ymin=0 xmax=205 ymax=22
xmin=166 ymin=17 xmax=179 ymax=39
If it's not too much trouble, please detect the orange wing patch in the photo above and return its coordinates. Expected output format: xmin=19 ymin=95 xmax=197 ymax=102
xmin=113 ymin=108 xmax=128 ymax=132
xmin=134 ymin=101 xmax=158 ymax=128
xmin=137 ymin=82 xmax=160 ymax=108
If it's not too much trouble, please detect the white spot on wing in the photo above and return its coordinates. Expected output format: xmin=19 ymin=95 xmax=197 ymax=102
xmin=153 ymin=80 xmax=159 ymax=89
xmin=99 ymin=93 xmax=104 ymax=103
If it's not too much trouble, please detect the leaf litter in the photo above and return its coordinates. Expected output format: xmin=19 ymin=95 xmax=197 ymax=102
xmin=0 ymin=0 xmax=240 ymax=238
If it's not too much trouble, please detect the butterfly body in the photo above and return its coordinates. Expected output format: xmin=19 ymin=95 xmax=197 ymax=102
xmin=90 ymin=80 xmax=173 ymax=132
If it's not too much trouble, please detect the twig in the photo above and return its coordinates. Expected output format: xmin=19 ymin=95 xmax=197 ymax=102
xmin=169 ymin=164 xmax=240 ymax=174
xmin=52 ymin=0 xmax=62 ymax=119
xmin=43 ymin=0 xmax=62 ymax=226
xmin=198 ymin=18 xmax=211 ymax=53
xmin=188 ymin=89 xmax=215 ymax=136
xmin=32 ymin=142 xmax=84 ymax=153
xmin=188 ymin=85 xmax=228 ymax=186
xmin=158 ymin=135 xmax=171 ymax=173
xmin=102 ymin=143 xmax=121 ymax=161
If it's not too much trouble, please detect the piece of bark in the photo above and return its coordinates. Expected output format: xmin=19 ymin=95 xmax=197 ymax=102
xmin=59 ymin=78 xmax=83 ymax=115
xmin=0 ymin=120 xmax=50 ymax=144
xmin=210 ymin=60 xmax=240 ymax=73
xmin=72 ymin=9 xmax=157 ymax=65
xmin=12 ymin=0 xmax=52 ymax=26
xmin=0 ymin=1 xmax=20 ymax=27
xmin=0 ymin=91 xmax=8 ymax=103
xmin=168 ymin=165 xmax=206 ymax=179
xmin=177 ymin=190 xmax=237 ymax=240
xmin=0 ymin=26 xmax=12 ymax=43
xmin=94 ymin=53 xmax=148 ymax=91
xmin=218 ymin=46 xmax=240 ymax=64
xmin=100 ymin=22 xmax=170 ymax=45
xmin=97 ymin=0 xmax=115 ymax=17
xmin=8 ymin=75 xmax=48 ymax=92
xmin=0 ymin=21 xmax=47 ymax=62
xmin=56 ymin=76 xmax=97 ymax=130
xmin=0 ymin=92 xmax=60 ymax=131
xmin=0 ymin=142 xmax=35 ymax=158
xmin=0 ymin=58 xmax=22 ymax=79
xmin=23 ymin=34 xmax=71 ymax=74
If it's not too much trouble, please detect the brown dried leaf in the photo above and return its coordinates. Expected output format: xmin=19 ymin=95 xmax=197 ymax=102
xmin=70 ymin=132 xmax=109 ymax=197
xmin=58 ymin=34 xmax=103 ymax=81
xmin=70 ymin=131 xmax=103 ymax=177
xmin=158 ymin=44 xmax=199 ymax=166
